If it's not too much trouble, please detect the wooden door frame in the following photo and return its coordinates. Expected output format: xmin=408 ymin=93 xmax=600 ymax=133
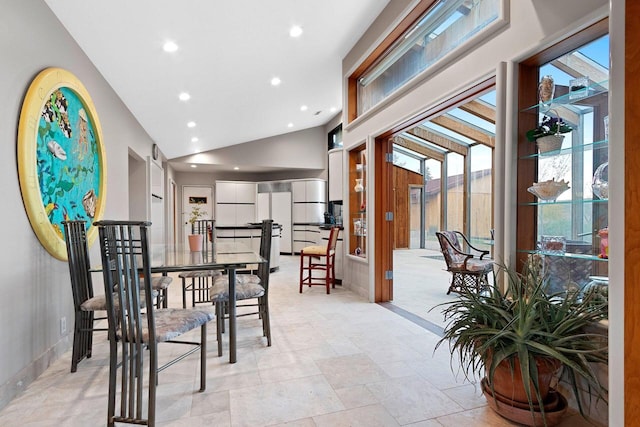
xmin=625 ymin=1 xmax=640 ymax=422
xmin=373 ymin=78 xmax=496 ymax=302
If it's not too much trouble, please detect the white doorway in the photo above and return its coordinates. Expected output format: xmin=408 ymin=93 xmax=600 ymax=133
xmin=182 ymin=185 xmax=213 ymax=247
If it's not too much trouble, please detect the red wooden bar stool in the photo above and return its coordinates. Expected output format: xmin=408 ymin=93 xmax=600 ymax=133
xmin=299 ymin=227 xmax=339 ymax=294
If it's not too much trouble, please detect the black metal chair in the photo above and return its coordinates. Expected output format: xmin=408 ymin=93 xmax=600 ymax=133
xmin=179 ymin=219 xmax=220 ymax=308
xmin=210 ymin=219 xmax=273 ymax=356
xmin=436 ymin=230 xmax=493 ymax=294
xmin=95 ymin=220 xmax=215 ymax=427
xmin=63 ymin=220 xmax=108 ymax=373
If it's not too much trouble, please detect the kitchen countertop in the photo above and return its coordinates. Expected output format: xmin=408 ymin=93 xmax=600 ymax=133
xmin=216 ymin=223 xmax=282 ymax=229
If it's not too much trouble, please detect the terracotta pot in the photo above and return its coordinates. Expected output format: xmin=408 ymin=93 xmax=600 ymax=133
xmin=188 ymin=234 xmax=203 ymax=252
xmin=482 ymin=378 xmax=568 ymax=427
xmin=487 ymin=356 xmax=561 ymax=404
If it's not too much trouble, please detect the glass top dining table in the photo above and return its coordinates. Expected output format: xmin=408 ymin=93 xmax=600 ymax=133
xmin=149 ymin=241 xmax=266 ymax=364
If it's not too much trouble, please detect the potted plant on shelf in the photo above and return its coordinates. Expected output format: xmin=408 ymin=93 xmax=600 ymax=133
xmin=526 ymin=114 xmax=573 ymax=154
xmin=434 ymin=259 xmax=608 ymax=426
xmin=187 ymin=205 xmax=206 ymax=251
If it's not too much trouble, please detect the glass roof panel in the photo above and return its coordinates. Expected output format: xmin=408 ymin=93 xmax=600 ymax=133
xmin=420 ymin=121 xmax=475 ymax=146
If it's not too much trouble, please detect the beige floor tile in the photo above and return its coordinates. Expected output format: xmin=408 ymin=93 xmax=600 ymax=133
xmin=315 ymin=354 xmax=390 ymax=389
xmin=366 ymin=376 xmax=465 ymax=424
xmin=313 ymin=404 xmax=400 ymax=427
xmin=229 ymin=375 xmax=344 ymax=426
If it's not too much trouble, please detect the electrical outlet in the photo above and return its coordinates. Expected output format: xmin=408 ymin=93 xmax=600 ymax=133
xmin=60 ymin=317 xmax=67 ymax=335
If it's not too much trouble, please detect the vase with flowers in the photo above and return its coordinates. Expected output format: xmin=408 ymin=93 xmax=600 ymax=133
xmin=526 ymin=113 xmax=573 ymax=154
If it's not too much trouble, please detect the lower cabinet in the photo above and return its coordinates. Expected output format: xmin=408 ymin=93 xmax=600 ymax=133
xmin=215 ymin=225 xmax=281 ymax=271
xmin=292 ymin=225 xmax=321 ymax=254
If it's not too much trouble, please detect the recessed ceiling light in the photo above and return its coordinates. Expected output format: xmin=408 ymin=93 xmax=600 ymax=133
xmin=330 ymin=107 xmax=337 ymax=113
xmin=233 ymin=166 xmax=240 ymax=170
xmin=271 ymin=77 xmax=281 ymax=86
xmin=163 ymin=41 xmax=178 ymax=52
xmin=187 ymin=121 xmax=196 ymax=128
xmin=289 ymin=26 xmax=303 ymax=38
xmin=287 ymin=123 xmax=294 ymax=128
xmin=300 ymin=105 xmax=308 ymax=111
xmin=179 ymin=92 xmax=191 ymax=101
xmin=191 ymin=137 xmax=199 ymax=142
xmin=190 ymin=164 xmax=197 ymax=168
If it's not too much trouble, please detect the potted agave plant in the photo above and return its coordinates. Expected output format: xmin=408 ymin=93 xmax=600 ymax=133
xmin=434 ymin=259 xmax=608 ymax=426
xmin=526 ymin=113 xmax=573 ymax=154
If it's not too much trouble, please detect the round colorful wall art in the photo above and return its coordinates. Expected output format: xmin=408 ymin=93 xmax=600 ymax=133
xmin=18 ymin=68 xmax=107 ymax=261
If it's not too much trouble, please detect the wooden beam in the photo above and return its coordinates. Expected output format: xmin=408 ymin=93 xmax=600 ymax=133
xmin=393 ymin=136 xmax=445 ymax=162
xmin=406 ymin=127 xmax=469 ymax=156
xmin=459 ymin=99 xmax=496 ymax=123
xmin=551 ymin=51 xmax=609 ymax=85
xmin=431 ymin=115 xmax=495 ymax=148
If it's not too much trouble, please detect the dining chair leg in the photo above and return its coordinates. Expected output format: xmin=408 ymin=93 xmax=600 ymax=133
xmin=215 ymin=302 xmax=223 ymax=357
xmin=200 ymin=324 xmax=207 ymax=391
xmin=331 ymin=254 xmax=336 ymax=289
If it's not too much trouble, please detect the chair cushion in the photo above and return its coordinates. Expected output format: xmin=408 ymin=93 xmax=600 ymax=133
xmin=152 ymin=307 xmax=215 ymax=342
xmin=450 ymin=258 xmax=493 ymax=273
xmin=80 ymin=295 xmax=108 ymax=311
xmin=118 ymin=307 xmax=215 ymax=343
xmin=209 ymin=276 xmax=265 ymax=302
xmin=80 ymin=289 xmax=158 ymax=311
xmin=178 ymin=270 xmax=222 ymax=279
xmin=150 ymin=276 xmax=172 ymax=290
xmin=301 ymin=245 xmax=333 ymax=256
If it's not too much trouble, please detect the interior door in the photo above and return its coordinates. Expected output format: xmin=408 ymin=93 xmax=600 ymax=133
xmin=182 ymin=185 xmax=213 ymax=247
xmin=272 ymin=192 xmax=292 ymax=253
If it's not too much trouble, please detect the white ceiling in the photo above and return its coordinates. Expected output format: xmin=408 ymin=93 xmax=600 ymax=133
xmin=44 ymin=0 xmax=390 ymax=167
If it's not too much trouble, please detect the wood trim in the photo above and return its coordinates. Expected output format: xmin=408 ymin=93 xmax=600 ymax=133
xmin=625 ymin=1 xmax=640 ymax=422
xmin=374 ymin=137 xmax=394 ymax=302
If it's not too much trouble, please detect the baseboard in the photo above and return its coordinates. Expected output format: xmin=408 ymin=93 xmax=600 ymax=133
xmin=0 ymin=336 xmax=70 ymax=411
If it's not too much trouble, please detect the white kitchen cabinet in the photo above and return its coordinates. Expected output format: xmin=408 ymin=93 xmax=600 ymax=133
xmin=292 ymin=179 xmax=327 ymax=224
xmin=215 ymin=181 xmax=257 ymax=225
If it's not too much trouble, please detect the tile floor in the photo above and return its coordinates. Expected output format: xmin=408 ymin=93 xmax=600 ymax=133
xmin=0 ymin=255 xmax=599 ymax=426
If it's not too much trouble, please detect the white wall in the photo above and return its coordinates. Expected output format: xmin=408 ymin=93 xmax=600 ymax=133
xmin=0 ymin=1 xmax=158 ymax=408
xmin=174 ymin=126 xmax=327 ymax=173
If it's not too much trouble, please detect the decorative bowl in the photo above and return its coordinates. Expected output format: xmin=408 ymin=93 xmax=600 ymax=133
xmin=527 ymin=179 xmax=570 ymax=201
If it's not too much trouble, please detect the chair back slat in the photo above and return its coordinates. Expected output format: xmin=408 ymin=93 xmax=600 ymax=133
xmin=327 ymin=227 xmax=340 ymax=253
xmin=192 ymin=219 xmax=215 ymax=252
xmin=95 ymin=220 xmax=155 ymax=424
xmin=63 ymin=220 xmax=94 ymax=308
xmin=257 ymin=219 xmax=274 ymax=290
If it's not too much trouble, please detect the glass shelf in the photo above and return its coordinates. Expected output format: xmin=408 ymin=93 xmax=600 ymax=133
xmin=521 ymin=80 xmax=609 ymax=113
xmin=521 ymin=199 xmax=608 ymax=207
xmin=349 ymin=143 xmax=367 ymax=258
xmin=518 ymin=249 xmax=608 ymax=262
xmin=519 ymin=139 xmax=608 ymax=160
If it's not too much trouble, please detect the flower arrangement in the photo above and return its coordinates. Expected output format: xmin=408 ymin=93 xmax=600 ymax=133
xmin=526 ymin=115 xmax=573 ymax=142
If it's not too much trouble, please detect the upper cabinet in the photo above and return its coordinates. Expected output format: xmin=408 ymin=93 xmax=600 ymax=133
xmin=516 ymin=28 xmax=609 ymax=294
xmin=215 ymin=181 xmax=257 ymax=226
